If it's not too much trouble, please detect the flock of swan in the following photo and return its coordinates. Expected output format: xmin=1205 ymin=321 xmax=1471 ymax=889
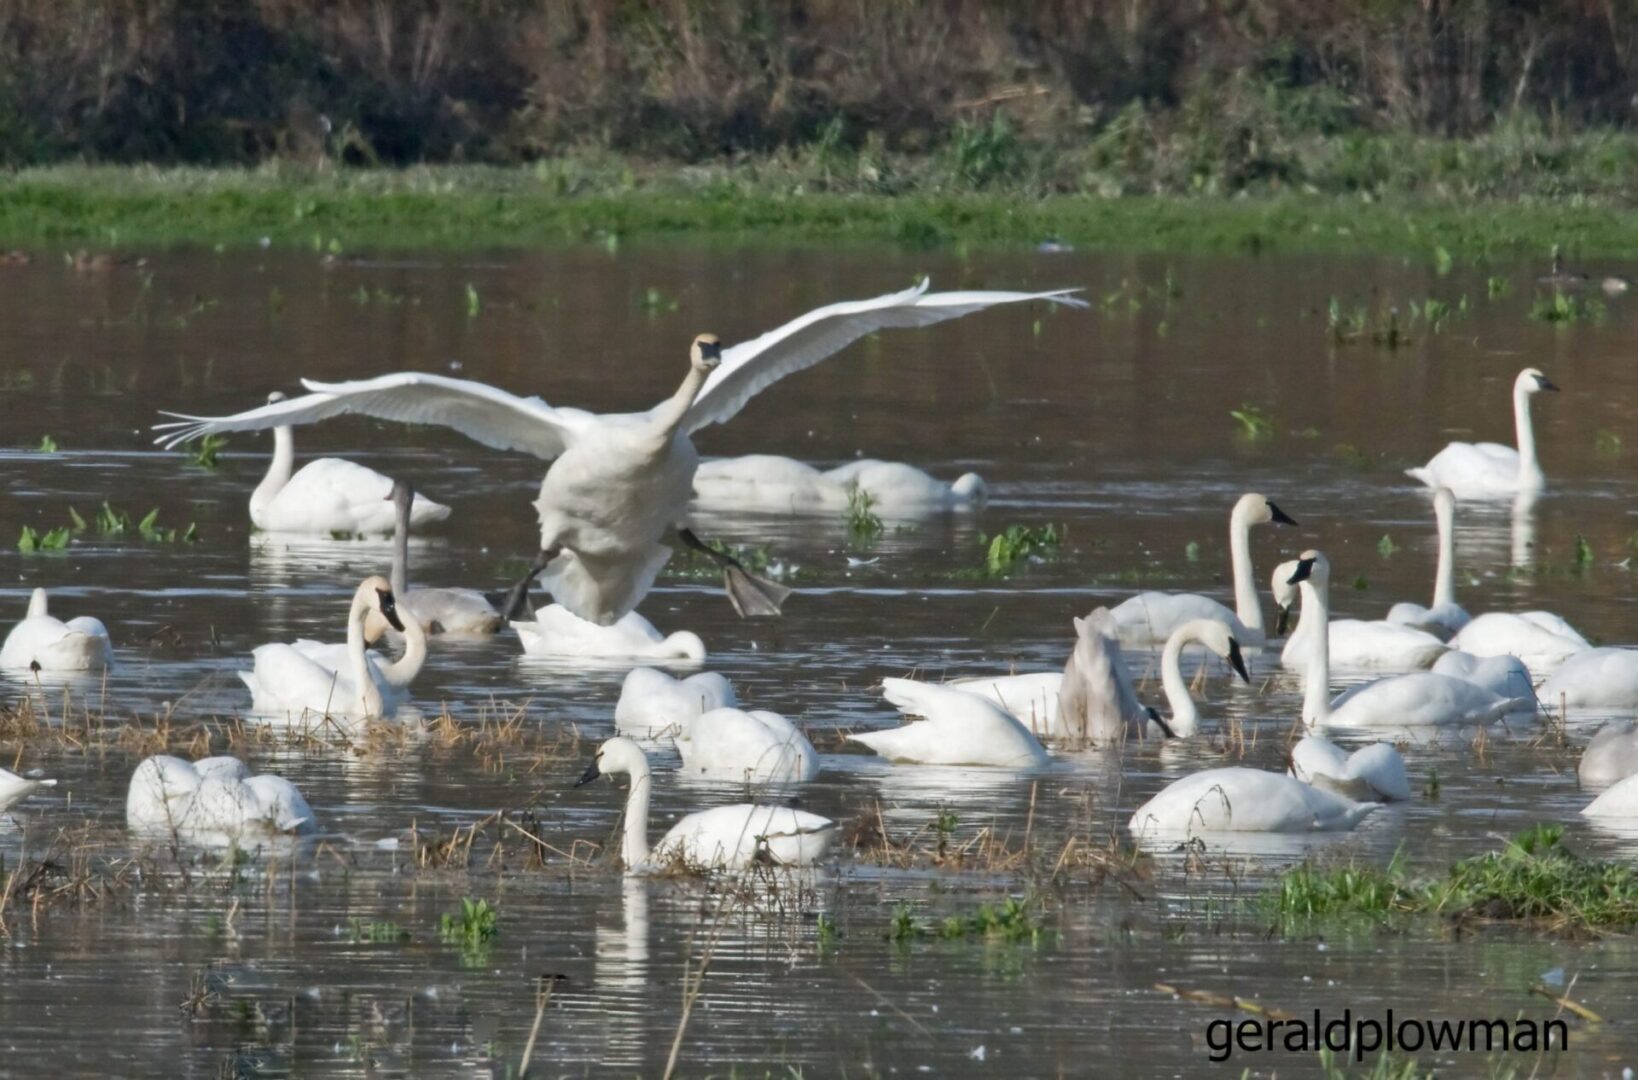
xmin=4 ymin=271 xmax=1636 ymax=869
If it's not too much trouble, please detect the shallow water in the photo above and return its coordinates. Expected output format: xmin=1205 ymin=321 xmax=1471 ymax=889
xmin=0 ymin=246 xmax=1636 ymax=1075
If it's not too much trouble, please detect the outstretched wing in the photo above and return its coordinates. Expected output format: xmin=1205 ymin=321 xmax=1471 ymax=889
xmin=154 ymin=372 xmax=585 ymax=461
xmin=681 ymin=278 xmax=1087 ymax=433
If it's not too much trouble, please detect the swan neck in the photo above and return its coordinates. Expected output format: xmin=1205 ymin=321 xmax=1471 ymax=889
xmin=1432 ymin=499 xmax=1455 ymax=609
xmin=378 ymin=607 xmax=427 ymax=688
xmin=1159 ymin=632 xmax=1200 ymax=736
xmin=621 ymin=764 xmax=653 ymax=868
xmin=1513 ymin=382 xmax=1539 ymax=482
xmin=391 ymin=497 xmax=410 ymax=596
xmin=26 ymin=589 xmax=47 ymax=619
xmin=1300 ymin=579 xmax=1331 ymax=725
xmin=252 ymin=426 xmax=296 ymax=517
xmin=1228 ymin=504 xmax=1263 ymax=632
xmin=649 ymin=365 xmax=710 ymax=441
xmin=349 ymin=596 xmax=385 ymax=717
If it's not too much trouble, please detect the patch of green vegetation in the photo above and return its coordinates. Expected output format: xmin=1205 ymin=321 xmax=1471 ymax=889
xmin=17 ymin=525 xmax=70 ymax=552
xmin=439 ymin=897 xmax=498 ymax=966
xmin=1184 ymin=540 xmax=1201 ymax=562
xmin=1486 ymin=274 xmax=1511 ymax=299
xmin=464 ymin=282 xmax=480 ymax=318
xmin=1574 ymin=534 xmax=1595 ymax=570
xmin=1594 ymin=429 xmax=1622 ymax=458
xmin=887 ymin=896 xmax=1045 ymax=945
xmin=980 ymin=523 xmax=1063 ymax=575
xmin=844 ymin=486 xmax=883 ymax=543
xmin=668 ymin=538 xmax=783 ymax=581
xmin=189 ymin=433 xmax=228 ymax=469
xmin=639 ymin=285 xmax=678 ymax=314
xmin=1376 ymin=534 xmax=1398 ymax=559
xmin=34 ymin=435 xmax=56 ymax=452
xmin=1530 ymin=290 xmax=1604 ymax=324
xmin=1229 ymin=404 xmax=1274 ymax=440
xmin=348 ymin=918 xmax=409 ymax=944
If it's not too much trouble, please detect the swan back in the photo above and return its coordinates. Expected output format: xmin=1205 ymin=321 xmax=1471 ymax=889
xmin=865 ymin=679 xmax=1050 ymax=767
xmin=677 ymin=707 xmax=819 ymax=783
xmin=615 ymin=667 xmax=737 ymax=739
xmin=1579 ymin=721 xmax=1638 ymax=788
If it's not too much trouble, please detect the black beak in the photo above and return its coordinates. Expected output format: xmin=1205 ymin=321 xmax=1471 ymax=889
xmin=1226 ymin=638 xmax=1250 ymax=683
xmin=1286 ymin=558 xmax=1315 ymax=585
xmin=1275 ymin=605 xmax=1291 ymax=637
xmin=375 ymin=587 xmax=406 ymax=632
xmin=701 ymin=341 xmax=723 ymax=361
xmin=574 ymin=759 xmax=602 ymax=788
xmin=1146 ymin=706 xmax=1176 ymax=740
xmin=1537 ymin=375 xmax=1560 ymax=392
xmin=1269 ymin=501 xmax=1298 ymax=527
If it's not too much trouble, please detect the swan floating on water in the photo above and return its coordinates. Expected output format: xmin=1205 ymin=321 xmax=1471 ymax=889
xmin=1128 ymin=767 xmax=1378 ymax=835
xmin=1429 ymin=651 xmax=1537 ymax=709
xmin=1110 ymin=493 xmax=1296 ymax=646
xmin=158 ymin=280 xmax=1084 ymax=625
xmin=1447 ymin=610 xmax=1589 ymax=674
xmin=1288 ymin=735 xmax=1411 ymax=802
xmin=1384 ymin=487 xmax=1472 ymax=639
xmin=239 ymin=576 xmax=426 ymax=719
xmin=614 ymin=668 xmax=737 ymax=740
xmin=675 ymin=708 xmax=820 ymax=784
xmin=0 ymin=588 xmax=113 ymax=671
xmin=1272 ymin=559 xmax=1447 ymax=671
xmin=1578 ymin=721 xmax=1638 ymax=788
xmin=1405 ymin=368 xmax=1558 ymax=498
xmin=0 ymin=767 xmax=56 ymax=813
xmin=855 ymin=679 xmax=1051 ymax=767
xmin=127 ymin=754 xmax=314 ymax=843
xmin=514 ymin=605 xmax=706 ymax=663
xmin=1581 ymin=771 xmax=1638 ymax=818
xmin=576 ymin=737 xmax=834 ymax=870
xmin=245 ymin=391 xmax=450 ymax=535
xmin=386 ymin=477 xmax=505 ymax=636
xmin=1538 ymin=648 xmax=1638 ymax=711
xmin=692 ymin=454 xmax=985 ymax=514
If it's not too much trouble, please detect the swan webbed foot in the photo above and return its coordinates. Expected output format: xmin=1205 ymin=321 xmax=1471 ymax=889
xmin=677 ymin=528 xmax=791 ymax=618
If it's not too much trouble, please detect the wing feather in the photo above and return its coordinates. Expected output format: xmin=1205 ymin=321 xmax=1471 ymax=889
xmin=154 ymin=372 xmax=582 ymax=460
xmin=682 ymin=278 xmax=1087 ymax=432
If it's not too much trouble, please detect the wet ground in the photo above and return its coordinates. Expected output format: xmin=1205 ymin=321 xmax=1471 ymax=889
xmin=0 ymin=246 xmax=1635 ymax=1076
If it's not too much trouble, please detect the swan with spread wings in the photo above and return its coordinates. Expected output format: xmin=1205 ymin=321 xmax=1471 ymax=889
xmin=157 ymin=279 xmax=1084 ymax=624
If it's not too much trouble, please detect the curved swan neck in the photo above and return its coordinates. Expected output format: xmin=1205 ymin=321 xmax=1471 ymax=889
xmin=390 ymin=494 xmax=410 ymax=596
xmin=1513 ymin=380 xmax=1539 ymax=483
xmin=1432 ymin=497 xmax=1455 ymax=609
xmin=620 ymin=764 xmax=653 ymax=867
xmin=348 ymin=596 xmax=385 ymax=717
xmin=1159 ymin=631 xmax=1201 ymax=736
xmin=1300 ymin=579 xmax=1331 ymax=726
xmin=1228 ymin=502 xmax=1263 ymax=633
xmin=378 ymin=608 xmax=427 ymax=689
xmin=648 ymin=364 xmax=711 ymax=441
xmin=26 ymin=588 xmax=47 ymax=618
xmin=252 ymin=426 xmax=296 ymax=518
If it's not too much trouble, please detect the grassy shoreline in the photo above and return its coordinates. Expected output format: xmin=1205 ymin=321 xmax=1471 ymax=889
xmin=1 ymin=164 xmax=1634 ymax=258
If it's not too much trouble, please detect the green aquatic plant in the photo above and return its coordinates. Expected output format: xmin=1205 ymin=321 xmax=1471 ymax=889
xmin=844 ymin=486 xmax=883 ymax=542
xmin=440 ymin=897 xmax=498 ymax=964
xmin=34 ymin=435 xmax=57 ymax=452
xmin=348 ymin=918 xmax=409 ymax=944
xmin=1184 ymin=540 xmax=1201 ymax=562
xmin=1229 ymin=404 xmax=1275 ymax=440
xmin=17 ymin=525 xmax=70 ymax=552
xmin=95 ymin=502 xmax=128 ymax=535
xmin=1486 ymin=274 xmax=1511 ymax=299
xmin=640 ymin=286 xmax=679 ymax=314
xmin=189 ymin=433 xmax=228 ymax=469
xmin=1433 ymin=244 xmax=1453 ymax=276
xmin=982 ymin=523 xmax=1062 ymax=574
xmin=1594 ymin=429 xmax=1622 ymax=458
xmin=1376 ymin=534 xmax=1398 ymax=558
xmin=464 ymin=282 xmax=480 ymax=317
xmin=1574 ymin=534 xmax=1594 ymax=570
xmin=1530 ymin=290 xmax=1603 ymax=324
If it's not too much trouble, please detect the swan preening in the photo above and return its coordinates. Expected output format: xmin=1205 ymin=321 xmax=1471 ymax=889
xmin=388 ymin=478 xmax=505 ymax=636
xmin=248 ymin=392 xmax=450 ymax=535
xmin=126 ymin=754 xmax=314 ymax=844
xmin=857 ymin=679 xmax=1051 ymax=767
xmin=1272 ymin=559 xmax=1448 ymax=671
xmin=577 ymin=738 xmax=835 ymax=870
xmin=0 ymin=767 xmax=56 ymax=813
xmin=1288 ymin=735 xmax=1411 ymax=802
xmin=614 ymin=668 xmax=737 ymax=740
xmin=1128 ymin=767 xmax=1378 ymax=836
xmin=1384 ymin=487 xmax=1471 ymax=639
xmin=239 ymin=576 xmax=426 ymax=719
xmin=692 ymin=455 xmax=985 ymax=514
xmin=158 ymin=280 xmax=1085 ymax=626
xmin=0 ymin=588 xmax=113 ymax=671
xmin=1110 ymin=493 xmax=1296 ymax=646
xmin=1406 ymin=368 xmax=1558 ymax=498
xmin=514 ymin=605 xmax=706 ymax=663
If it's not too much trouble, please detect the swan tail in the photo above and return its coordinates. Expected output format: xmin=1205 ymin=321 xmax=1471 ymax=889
xmin=880 ymin=677 xmax=940 ymax=718
xmin=1404 ymin=466 xmax=1433 ymax=487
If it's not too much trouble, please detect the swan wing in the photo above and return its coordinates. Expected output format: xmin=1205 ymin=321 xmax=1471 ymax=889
xmin=681 ymin=279 xmax=1087 ymax=432
xmin=155 ymin=372 xmax=585 ymax=460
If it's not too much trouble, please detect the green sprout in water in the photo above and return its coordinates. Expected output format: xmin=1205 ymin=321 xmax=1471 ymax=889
xmin=18 ymin=525 xmax=70 ymax=553
xmin=1530 ymin=290 xmax=1604 ymax=324
xmin=640 ymin=286 xmax=679 ymax=314
xmin=845 ymin=486 xmax=883 ymax=542
xmin=1229 ymin=404 xmax=1274 ymax=441
xmin=464 ymin=282 xmax=480 ymax=317
xmin=1594 ymin=429 xmax=1622 ymax=458
xmin=348 ymin=918 xmax=409 ymax=944
xmin=1184 ymin=540 xmax=1200 ymax=562
xmin=35 ymin=435 xmax=57 ymax=453
xmin=1376 ymin=534 xmax=1398 ymax=558
xmin=1574 ymin=534 xmax=1594 ymax=570
xmin=439 ymin=897 xmax=498 ymax=965
xmin=189 ymin=433 xmax=228 ymax=469
xmin=1486 ymin=274 xmax=1511 ymax=299
xmin=981 ymin=523 xmax=1062 ymax=575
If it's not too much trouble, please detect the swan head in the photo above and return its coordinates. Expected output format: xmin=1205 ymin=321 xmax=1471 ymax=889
xmin=950 ymin=473 xmax=988 ymax=502
xmin=576 ymin=736 xmax=650 ymax=787
xmin=1236 ymin=492 xmax=1298 ymax=528
xmin=1175 ymin=618 xmax=1250 ymax=683
xmin=690 ymin=334 xmax=724 ymax=374
xmin=1286 ymin=549 xmax=1329 ymax=589
xmin=354 ymin=575 xmax=406 ymax=634
xmin=1270 ymin=559 xmax=1300 ymax=634
xmin=1517 ymin=367 xmax=1559 ymax=395
xmin=663 ymin=631 xmax=708 ymax=661
xmin=266 ymin=390 xmax=288 ymax=406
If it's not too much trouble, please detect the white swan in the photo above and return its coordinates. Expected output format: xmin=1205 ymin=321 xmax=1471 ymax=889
xmin=1289 ymin=551 xmax=1524 ymax=729
xmin=675 ymin=708 xmax=819 ymax=784
xmin=0 ymin=588 xmax=113 ymax=671
xmin=1110 ymin=493 xmax=1297 ymax=646
xmin=243 ymin=392 xmax=450 ymax=535
xmin=158 ymin=280 xmax=1084 ymax=624
xmin=1579 ymin=722 xmax=1638 ymax=787
xmin=386 ymin=478 xmax=504 ymax=636
xmin=1581 ymin=772 xmax=1638 ymax=818
xmin=853 ymin=679 xmax=1050 ymax=767
xmin=1272 ymin=560 xmax=1447 ymax=671
xmin=514 ymin=605 xmax=705 ymax=663
xmin=1406 ymin=368 xmax=1558 ymax=498
xmin=0 ymin=767 xmax=55 ymax=813
xmin=239 ymin=576 xmax=425 ymax=719
xmin=1538 ymin=648 xmax=1638 ymax=710
xmin=1429 ymin=651 xmax=1538 ymax=709
xmin=1447 ymin=610 xmax=1589 ymax=673
xmin=1288 ymin=735 xmax=1411 ymax=802
xmin=576 ymin=737 xmax=835 ymax=870
xmin=1128 ymin=767 xmax=1378 ymax=835
xmin=692 ymin=454 xmax=985 ymax=513
xmin=126 ymin=754 xmax=314 ymax=840
xmin=614 ymin=668 xmax=737 ymax=740
xmin=1385 ymin=488 xmax=1472 ymax=639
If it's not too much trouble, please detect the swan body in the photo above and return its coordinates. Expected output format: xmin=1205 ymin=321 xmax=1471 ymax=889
xmin=1406 ymin=368 xmax=1558 ymax=498
xmin=1579 ymin=722 xmax=1638 ymax=787
xmin=0 ymin=767 xmax=55 ymax=813
xmin=514 ymin=605 xmax=705 ymax=662
xmin=126 ymin=754 xmax=314 ymax=840
xmin=579 ymin=737 xmax=834 ymax=870
xmin=1581 ymin=772 xmax=1638 ymax=818
xmin=1430 ymin=651 xmax=1538 ymax=710
xmin=246 ymin=393 xmax=450 ymax=535
xmin=614 ymin=668 xmax=736 ymax=740
xmin=1447 ymin=611 xmax=1589 ymax=673
xmin=951 ymin=671 xmax=1067 ymax=735
xmin=692 ymin=454 xmax=985 ymax=513
xmin=1289 ymin=735 xmax=1411 ymax=802
xmin=159 ymin=281 xmax=1084 ymax=624
xmin=1273 ymin=562 xmax=1447 ymax=671
xmin=0 ymin=588 xmax=113 ymax=671
xmin=388 ymin=478 xmax=503 ymax=635
xmin=1538 ymin=648 xmax=1638 ymax=710
xmin=858 ymin=679 xmax=1050 ymax=767
xmin=675 ymin=708 xmax=819 ymax=784
xmin=1384 ymin=488 xmax=1472 ymax=639
xmin=1289 ymin=552 xmax=1524 ymax=729
xmin=1128 ymin=768 xmax=1378 ymax=835
xmin=239 ymin=576 xmax=423 ymax=719
xmin=1110 ymin=493 xmax=1297 ymax=646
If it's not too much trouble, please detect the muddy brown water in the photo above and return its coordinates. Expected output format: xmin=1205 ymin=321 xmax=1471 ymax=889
xmin=0 ymin=247 xmax=1635 ymax=1076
